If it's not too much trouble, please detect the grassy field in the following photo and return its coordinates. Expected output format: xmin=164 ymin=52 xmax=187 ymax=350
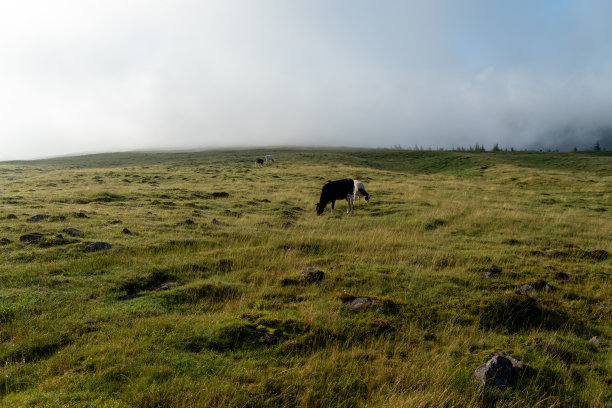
xmin=0 ymin=148 xmax=610 ymax=407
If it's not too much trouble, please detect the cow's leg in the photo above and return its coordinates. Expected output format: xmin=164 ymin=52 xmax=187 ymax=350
xmin=331 ymin=200 xmax=335 ymax=214
xmin=347 ymin=194 xmax=353 ymax=213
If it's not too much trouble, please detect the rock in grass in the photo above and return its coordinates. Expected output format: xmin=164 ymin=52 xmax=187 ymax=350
xmin=84 ymin=242 xmax=112 ymax=253
xmin=517 ymin=279 xmax=554 ymax=294
xmin=474 ymin=352 xmax=526 ymax=388
xmin=589 ymin=336 xmax=601 ymax=347
xmin=349 ymin=297 xmax=376 ymax=310
xmin=63 ymin=228 xmax=83 ymax=237
xmin=282 ymin=222 xmax=293 ymax=228
xmin=28 ymin=214 xmax=50 ymax=222
xmin=184 ymin=219 xmax=195 ymax=225
xmin=19 ymin=233 xmax=44 ymax=244
xmin=482 ymin=265 xmax=502 ymax=277
xmin=553 ymin=271 xmax=570 ymax=281
xmin=0 ymin=237 xmax=11 ymax=245
xmin=122 ymin=228 xmax=132 ymax=234
xmin=302 ymin=267 xmax=325 ymax=284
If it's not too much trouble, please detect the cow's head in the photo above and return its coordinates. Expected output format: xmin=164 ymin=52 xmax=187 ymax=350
xmin=365 ymin=194 xmax=371 ymax=203
xmin=315 ymin=203 xmax=324 ymax=215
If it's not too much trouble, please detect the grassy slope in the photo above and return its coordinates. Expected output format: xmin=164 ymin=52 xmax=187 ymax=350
xmin=0 ymin=149 xmax=610 ymax=407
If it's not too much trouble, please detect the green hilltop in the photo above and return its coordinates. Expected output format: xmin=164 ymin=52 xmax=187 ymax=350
xmin=0 ymin=149 xmax=610 ymax=407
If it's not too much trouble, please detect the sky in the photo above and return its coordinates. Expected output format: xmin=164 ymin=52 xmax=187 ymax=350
xmin=1 ymin=0 xmax=612 ymax=160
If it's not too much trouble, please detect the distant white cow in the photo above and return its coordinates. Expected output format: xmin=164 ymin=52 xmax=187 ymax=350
xmin=265 ymin=155 xmax=274 ymax=163
xmin=353 ymin=180 xmax=371 ymax=203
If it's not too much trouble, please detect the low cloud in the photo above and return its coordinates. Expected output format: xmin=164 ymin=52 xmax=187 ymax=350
xmin=1 ymin=1 xmax=611 ymax=159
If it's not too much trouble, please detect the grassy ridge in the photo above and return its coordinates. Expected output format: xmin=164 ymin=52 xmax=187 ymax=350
xmin=0 ymin=149 xmax=610 ymax=407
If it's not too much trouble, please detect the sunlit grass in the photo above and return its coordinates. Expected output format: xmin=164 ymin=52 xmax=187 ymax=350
xmin=0 ymin=149 xmax=610 ymax=407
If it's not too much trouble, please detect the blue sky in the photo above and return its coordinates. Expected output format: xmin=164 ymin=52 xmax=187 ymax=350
xmin=1 ymin=0 xmax=611 ymax=159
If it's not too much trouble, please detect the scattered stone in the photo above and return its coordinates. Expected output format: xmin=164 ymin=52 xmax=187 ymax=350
xmin=349 ymin=297 xmax=376 ymax=310
xmin=84 ymin=242 xmax=112 ymax=253
xmin=19 ymin=233 xmax=44 ymax=244
xmin=0 ymin=238 xmax=11 ymax=245
xmin=74 ymin=212 xmax=90 ymax=218
xmin=257 ymin=221 xmax=271 ymax=227
xmin=517 ymin=279 xmax=554 ymax=294
xmin=474 ymin=352 xmax=526 ymax=388
xmin=589 ymin=336 xmax=601 ymax=346
xmin=554 ymin=272 xmax=570 ymax=281
xmin=6 ymin=214 xmax=17 ymax=219
xmin=482 ymin=265 xmax=502 ymax=277
xmin=480 ymin=166 xmax=489 ymax=170
xmin=63 ymin=228 xmax=83 ymax=237
xmin=212 ymin=218 xmax=220 ymax=225
xmin=302 ymin=267 xmax=325 ymax=284
xmin=282 ymin=222 xmax=293 ymax=228
xmin=545 ymin=266 xmax=556 ymax=272
xmin=28 ymin=214 xmax=50 ymax=222
xmin=517 ymin=284 xmax=535 ymax=294
xmin=122 ymin=228 xmax=132 ymax=235
xmin=109 ymin=220 xmax=122 ymax=224
xmin=211 ymin=191 xmax=230 ymax=198
xmin=184 ymin=219 xmax=195 ymax=225
xmin=55 ymin=234 xmax=64 ymax=239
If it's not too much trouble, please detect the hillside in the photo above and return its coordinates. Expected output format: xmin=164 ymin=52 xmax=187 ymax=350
xmin=0 ymin=149 xmax=610 ymax=407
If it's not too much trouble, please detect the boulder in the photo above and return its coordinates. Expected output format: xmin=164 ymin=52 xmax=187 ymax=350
xmin=482 ymin=265 xmax=502 ymax=277
xmin=122 ymin=228 xmax=132 ymax=235
xmin=302 ymin=267 xmax=325 ymax=284
xmin=589 ymin=336 xmax=601 ymax=347
xmin=19 ymin=233 xmax=44 ymax=244
xmin=474 ymin=352 xmax=526 ymax=388
xmin=63 ymin=228 xmax=83 ymax=237
xmin=184 ymin=219 xmax=195 ymax=225
xmin=84 ymin=242 xmax=112 ymax=253
xmin=28 ymin=214 xmax=50 ymax=222
xmin=349 ymin=297 xmax=376 ymax=310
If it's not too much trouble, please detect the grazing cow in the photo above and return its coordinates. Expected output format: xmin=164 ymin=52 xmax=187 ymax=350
xmin=316 ymin=179 xmax=354 ymax=215
xmin=353 ymin=180 xmax=371 ymax=203
xmin=265 ymin=155 xmax=274 ymax=163
xmin=255 ymin=158 xmax=264 ymax=167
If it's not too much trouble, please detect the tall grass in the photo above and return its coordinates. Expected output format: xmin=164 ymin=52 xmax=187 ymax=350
xmin=0 ymin=149 xmax=610 ymax=407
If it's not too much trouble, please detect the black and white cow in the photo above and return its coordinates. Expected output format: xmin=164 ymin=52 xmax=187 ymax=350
xmin=353 ymin=180 xmax=371 ymax=204
xmin=316 ymin=179 xmax=354 ymax=215
xmin=255 ymin=158 xmax=264 ymax=167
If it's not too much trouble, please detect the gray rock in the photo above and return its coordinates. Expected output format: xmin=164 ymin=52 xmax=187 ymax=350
xmin=349 ymin=297 xmax=376 ymax=310
xmin=19 ymin=233 xmax=44 ymax=244
xmin=517 ymin=284 xmax=535 ymax=293
xmin=474 ymin=352 xmax=526 ymax=388
xmin=84 ymin=242 xmax=112 ymax=253
xmin=28 ymin=214 xmax=50 ymax=222
xmin=63 ymin=228 xmax=83 ymax=237
xmin=482 ymin=265 xmax=502 ymax=277
xmin=589 ymin=336 xmax=600 ymax=346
